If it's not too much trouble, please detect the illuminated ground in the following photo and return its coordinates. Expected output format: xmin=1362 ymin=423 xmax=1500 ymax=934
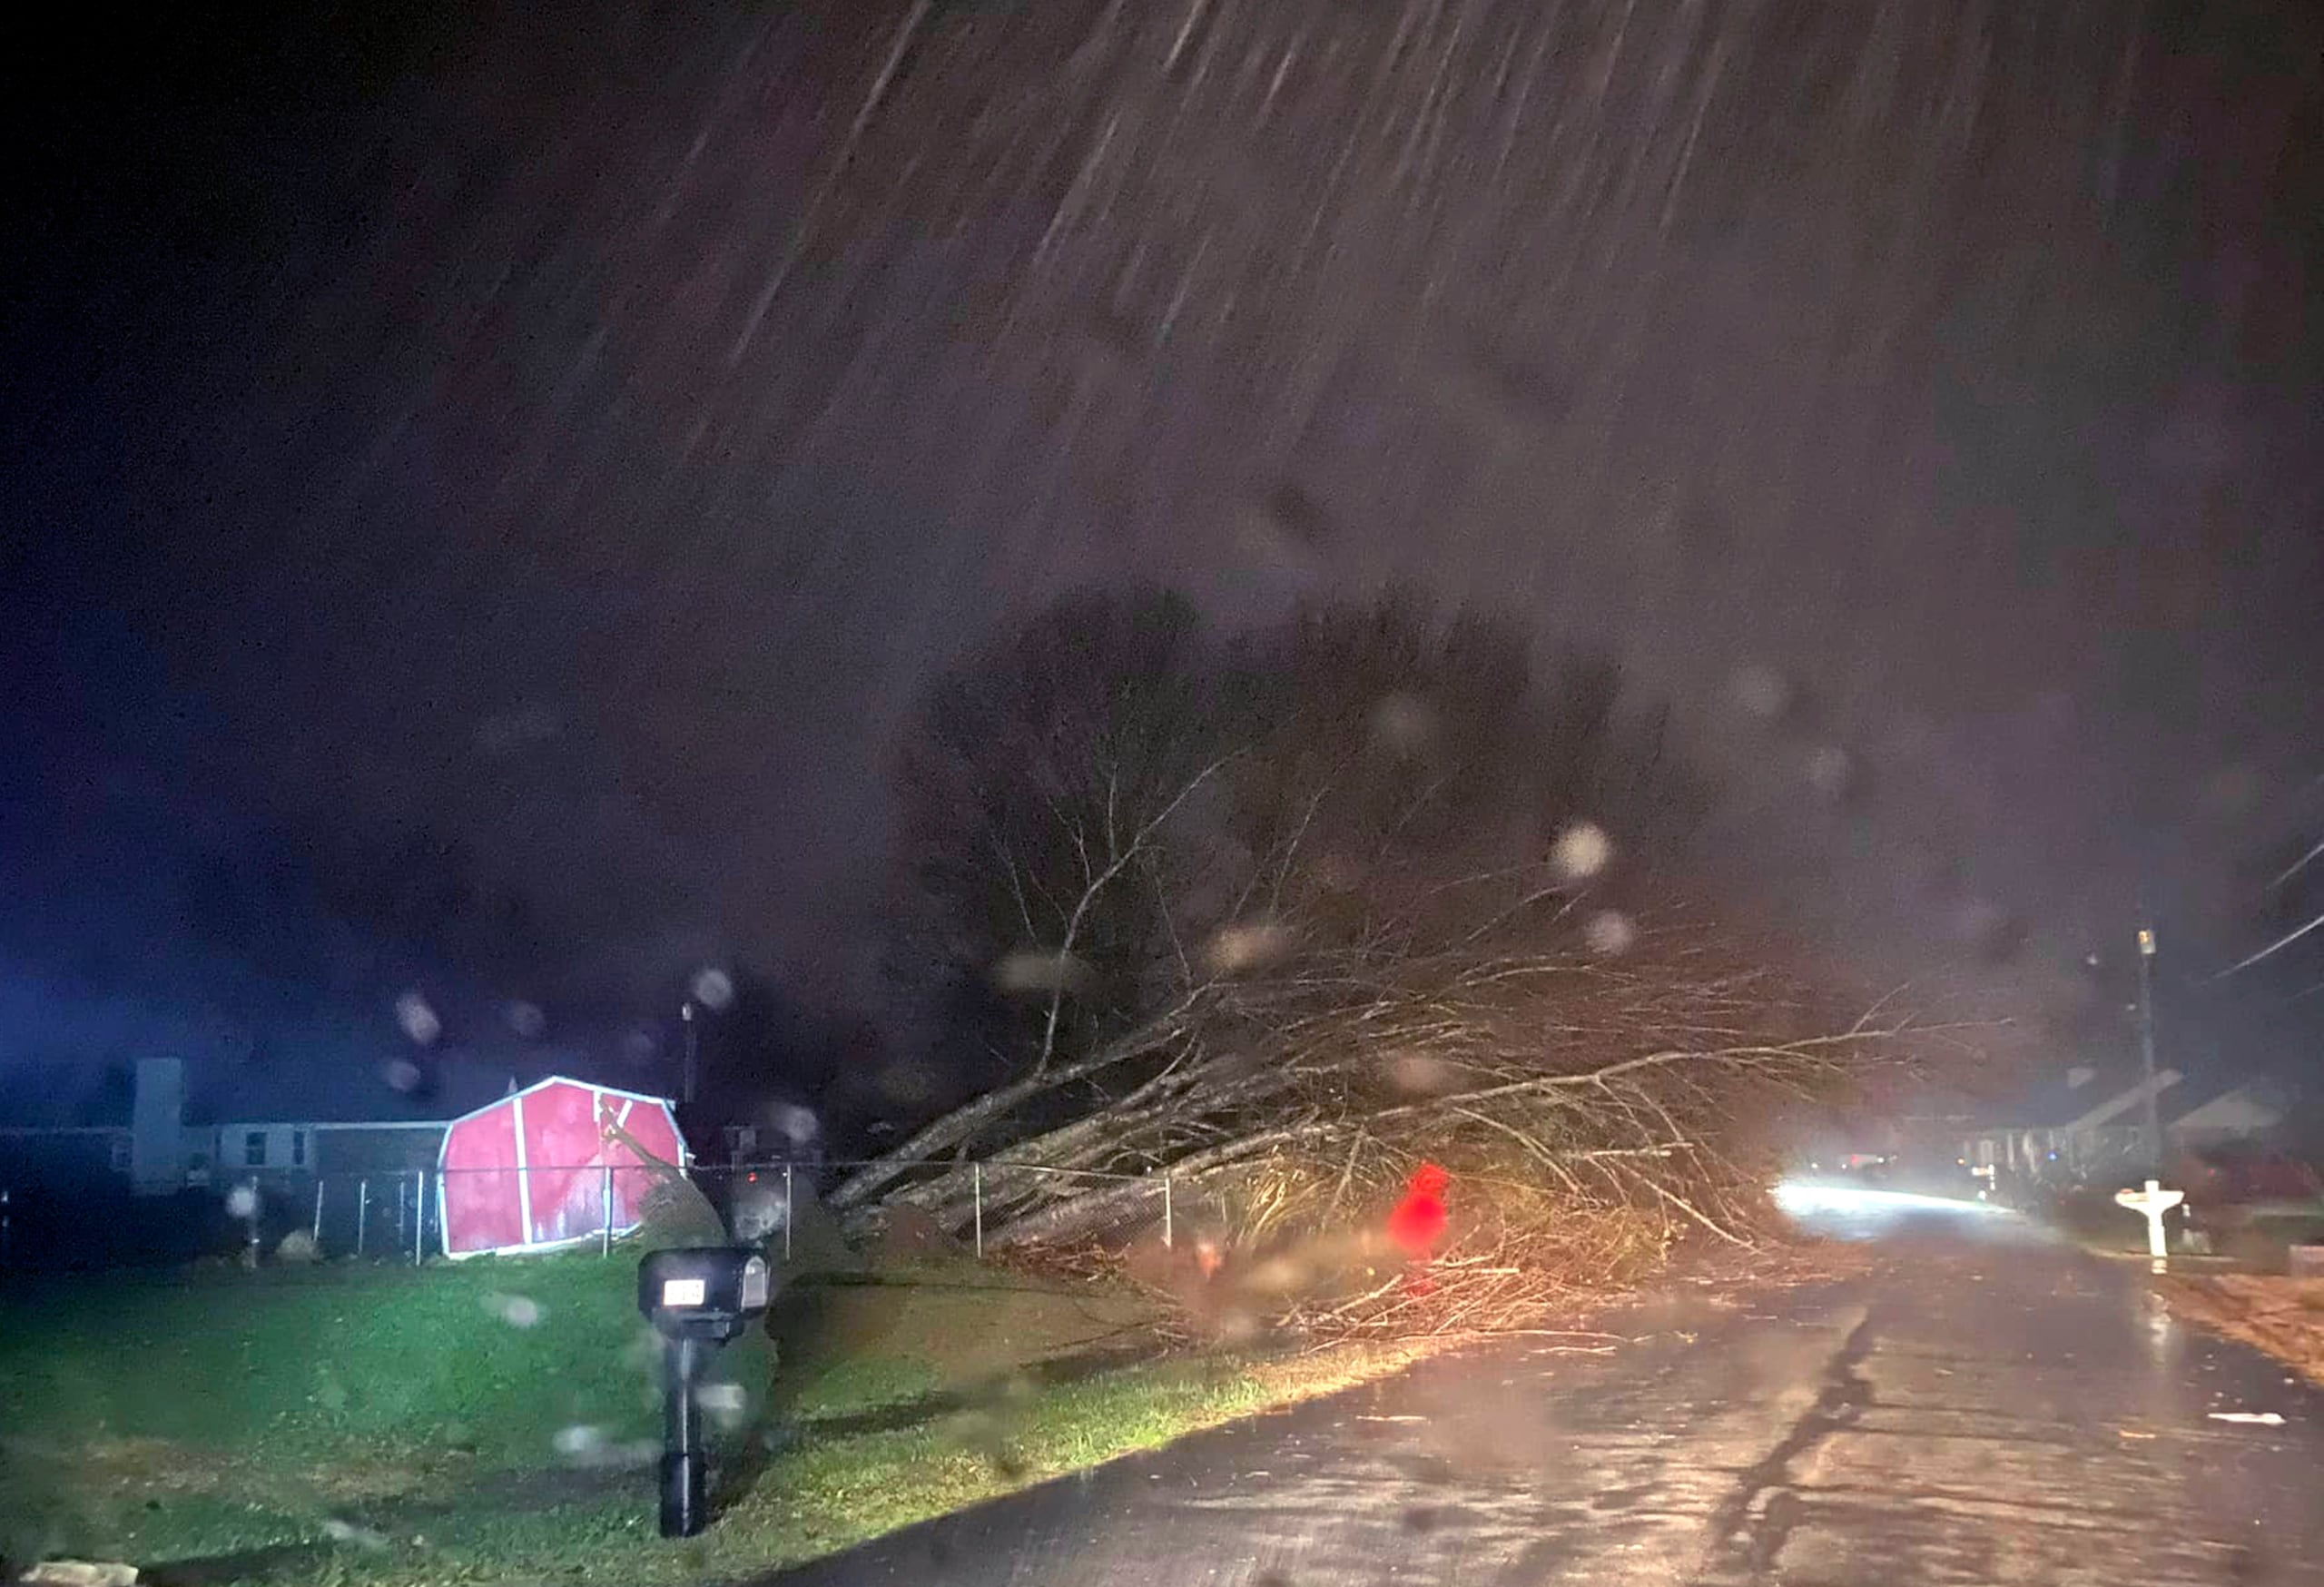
xmin=768 ymin=1196 xmax=2324 ymax=1585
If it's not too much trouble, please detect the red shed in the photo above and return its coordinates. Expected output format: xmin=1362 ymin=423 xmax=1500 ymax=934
xmin=438 ymin=1077 xmax=688 ymax=1257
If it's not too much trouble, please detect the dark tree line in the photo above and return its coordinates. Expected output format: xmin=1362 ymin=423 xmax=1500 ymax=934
xmin=879 ymin=588 xmax=1706 ymax=1110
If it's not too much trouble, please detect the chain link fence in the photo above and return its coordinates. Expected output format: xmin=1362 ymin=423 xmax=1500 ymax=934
xmin=0 ymin=1157 xmax=1185 ymax=1269
xmin=695 ymin=1159 xmax=1180 ymax=1260
xmin=74 ymin=1158 xmax=1188 ymax=1268
xmin=951 ymin=1160 xmax=1176 ymax=1257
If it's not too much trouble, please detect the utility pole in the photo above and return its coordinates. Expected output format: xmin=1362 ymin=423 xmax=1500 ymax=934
xmin=2136 ymin=923 xmax=2161 ymax=1173
xmin=681 ymin=1000 xmax=699 ymax=1106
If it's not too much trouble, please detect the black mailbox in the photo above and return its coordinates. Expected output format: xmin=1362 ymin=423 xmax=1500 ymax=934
xmin=635 ymin=1247 xmax=773 ymax=1536
xmin=638 ymin=1247 xmax=771 ymax=1344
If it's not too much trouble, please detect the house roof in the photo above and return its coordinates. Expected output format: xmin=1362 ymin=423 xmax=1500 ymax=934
xmin=188 ymin=1046 xmax=653 ymax=1126
xmin=2168 ymin=1076 xmax=2294 ymax=1137
xmin=1973 ymin=1060 xmax=2183 ymax=1133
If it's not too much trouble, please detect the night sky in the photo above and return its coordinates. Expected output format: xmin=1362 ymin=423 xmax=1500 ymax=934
xmin=5 ymin=0 xmax=2322 ymax=1104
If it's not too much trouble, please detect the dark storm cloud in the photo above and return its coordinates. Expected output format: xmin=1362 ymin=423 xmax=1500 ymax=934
xmin=5 ymin=0 xmax=2322 ymax=1083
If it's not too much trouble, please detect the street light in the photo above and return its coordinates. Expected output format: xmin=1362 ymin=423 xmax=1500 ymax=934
xmin=677 ymin=967 xmax=734 ymax=1109
xmin=680 ymin=1000 xmax=699 ymax=1106
xmin=2137 ymin=923 xmax=2161 ymax=1172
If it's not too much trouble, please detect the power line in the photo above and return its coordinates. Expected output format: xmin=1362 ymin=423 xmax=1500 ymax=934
xmin=2213 ymin=908 xmax=2324 ymax=981
xmin=2269 ymin=834 xmax=2324 ymax=892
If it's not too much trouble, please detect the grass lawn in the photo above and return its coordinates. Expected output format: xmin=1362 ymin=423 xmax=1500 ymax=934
xmin=2043 ymin=1186 xmax=2324 ymax=1268
xmin=1 ymin=1253 xmax=1432 ymax=1585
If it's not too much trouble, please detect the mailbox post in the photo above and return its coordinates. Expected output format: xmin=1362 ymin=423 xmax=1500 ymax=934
xmin=2114 ymin=1178 xmax=2185 ymax=1275
xmin=637 ymin=1247 xmax=772 ymax=1537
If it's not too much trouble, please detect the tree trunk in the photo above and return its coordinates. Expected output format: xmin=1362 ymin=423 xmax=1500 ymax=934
xmin=829 ymin=994 xmax=1206 ymax=1208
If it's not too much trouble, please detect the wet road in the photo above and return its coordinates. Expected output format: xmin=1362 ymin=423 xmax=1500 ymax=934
xmin=767 ymin=1198 xmax=2324 ymax=1585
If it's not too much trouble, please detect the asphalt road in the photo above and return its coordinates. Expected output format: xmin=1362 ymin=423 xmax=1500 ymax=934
xmin=765 ymin=1197 xmax=2324 ymax=1586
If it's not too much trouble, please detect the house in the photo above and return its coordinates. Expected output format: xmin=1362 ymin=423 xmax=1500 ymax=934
xmin=1 ymin=1051 xmax=686 ymax=1197
xmin=0 ymin=1060 xmax=137 ymax=1188
xmin=181 ymin=1056 xmax=525 ymax=1190
xmin=2166 ymin=1078 xmax=2292 ymax=1151
xmin=1958 ymin=1061 xmax=2184 ymax=1184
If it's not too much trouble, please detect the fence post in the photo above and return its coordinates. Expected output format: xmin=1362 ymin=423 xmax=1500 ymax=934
xmin=412 ymin=1170 xmax=424 ymax=1265
xmin=1162 ymin=1172 xmax=1174 ymax=1249
xmin=783 ymin=1163 xmax=794 ymax=1263
xmin=601 ymin=1162 xmax=615 ymax=1257
xmin=356 ymin=1177 xmax=369 ymax=1257
xmin=311 ymin=1178 xmax=325 ymax=1243
xmin=972 ymin=1163 xmax=984 ymax=1259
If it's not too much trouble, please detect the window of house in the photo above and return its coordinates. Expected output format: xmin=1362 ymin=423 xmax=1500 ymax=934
xmin=244 ymin=1129 xmax=268 ymax=1168
xmin=291 ymin=1129 xmax=307 ymax=1168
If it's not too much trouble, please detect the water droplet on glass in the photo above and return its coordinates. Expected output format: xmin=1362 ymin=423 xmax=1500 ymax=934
xmin=876 ymin=1060 xmax=940 ymax=1105
xmin=1728 ymin=666 xmax=1792 ymax=721
xmin=691 ymin=968 xmax=735 ymax=1010
xmin=1550 ymin=823 xmax=1613 ymax=882
xmin=1583 ymin=910 xmax=1637 ymax=956
xmin=1388 ymin=1054 xmax=1459 ymax=1095
xmin=485 ymin=1292 xmax=544 ymax=1328
xmin=1368 ymin=692 xmax=1438 ymax=757
xmin=395 ymin=991 xmax=440 ymax=1047
xmin=991 ymin=949 xmax=1093 ymax=996
xmin=699 ymin=1382 xmax=750 ymax=1428
xmin=553 ymin=1424 xmax=606 ymax=1459
xmin=1804 ymin=745 xmax=1856 ymax=802
xmin=1205 ymin=921 xmax=1294 ymax=976
xmin=323 ymin=1518 xmax=389 ymax=1549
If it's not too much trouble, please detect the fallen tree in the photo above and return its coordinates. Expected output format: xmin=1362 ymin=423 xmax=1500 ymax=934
xmin=846 ymin=922 xmax=1907 ymax=1244
xmin=841 ymin=589 xmax=1931 ymax=1335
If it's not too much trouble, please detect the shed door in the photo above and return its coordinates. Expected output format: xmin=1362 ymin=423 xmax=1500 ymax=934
xmin=441 ymin=1103 xmax=525 ymax=1255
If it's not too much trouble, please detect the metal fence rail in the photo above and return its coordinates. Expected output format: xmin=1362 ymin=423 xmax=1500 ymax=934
xmin=694 ymin=1159 xmax=1177 ymax=1260
xmin=0 ymin=1157 xmax=1180 ymax=1269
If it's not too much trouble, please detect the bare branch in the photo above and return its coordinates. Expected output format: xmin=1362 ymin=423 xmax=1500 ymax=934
xmin=1033 ymin=755 xmax=1232 ymax=1074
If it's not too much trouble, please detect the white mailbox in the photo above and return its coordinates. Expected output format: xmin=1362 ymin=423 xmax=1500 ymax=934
xmin=2114 ymin=1178 xmax=2185 ymax=1273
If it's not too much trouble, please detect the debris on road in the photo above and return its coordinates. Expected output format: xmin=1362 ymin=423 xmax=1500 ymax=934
xmin=2207 ymin=1411 xmax=2287 ymax=1426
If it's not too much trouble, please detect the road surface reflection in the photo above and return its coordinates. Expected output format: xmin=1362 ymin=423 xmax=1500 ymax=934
xmin=1773 ymin=1179 xmax=2046 ymax=1247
